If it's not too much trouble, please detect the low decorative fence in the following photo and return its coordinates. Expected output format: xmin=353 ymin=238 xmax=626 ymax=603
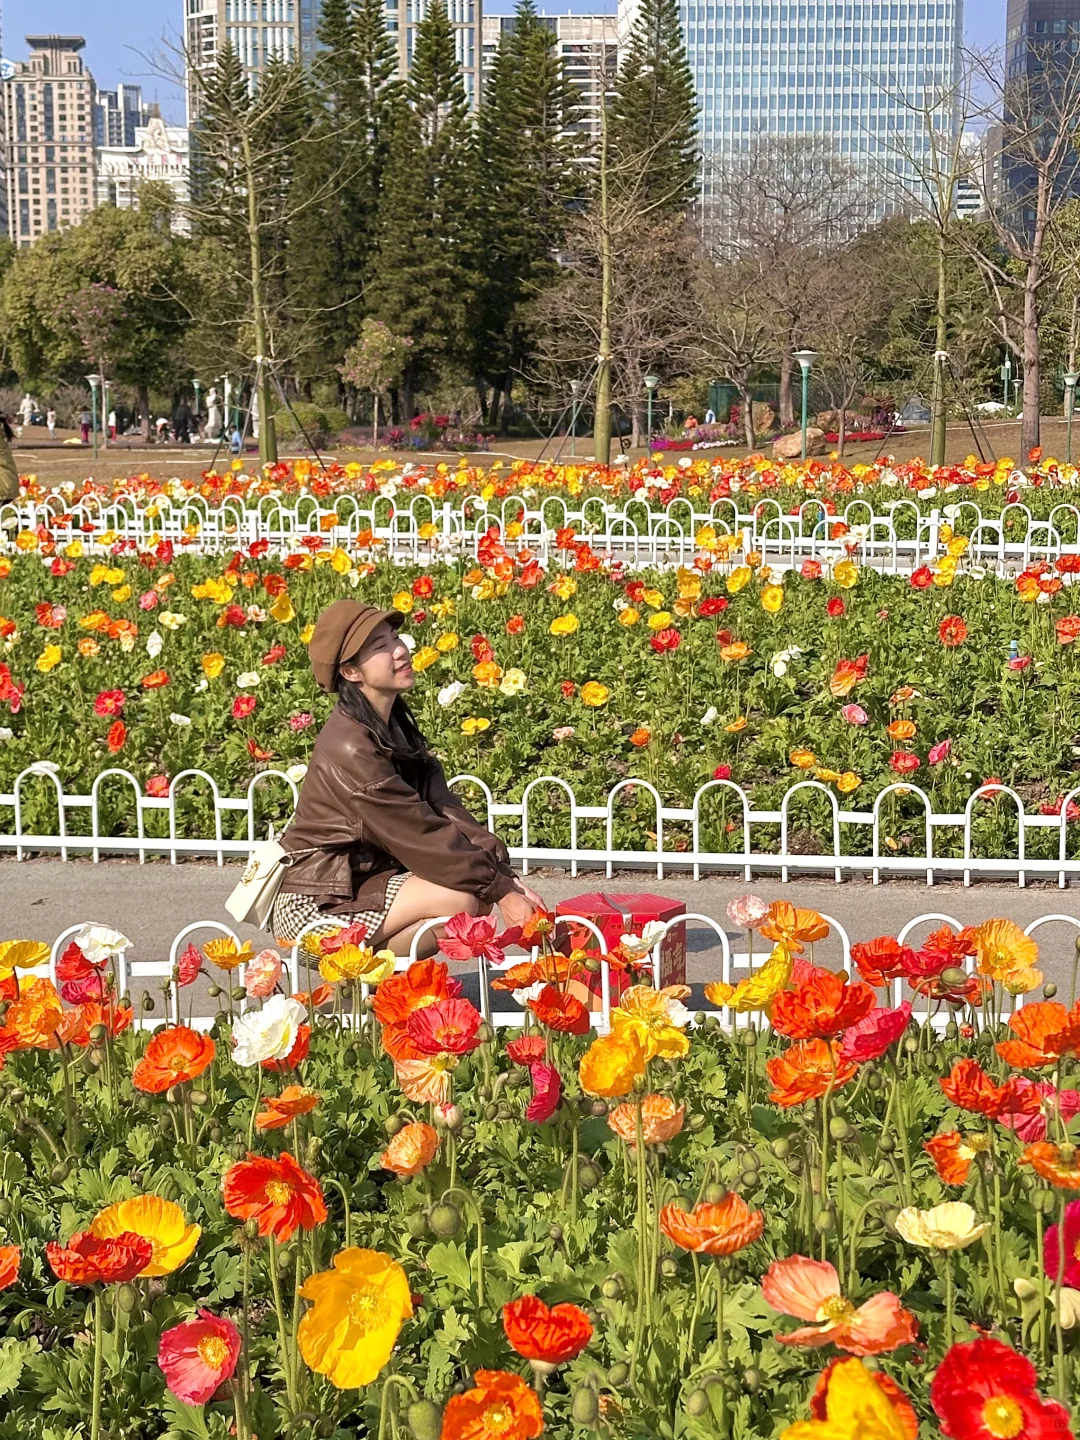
xmin=5 ymin=766 xmax=1080 ymax=887
xmin=32 ymin=906 xmax=1067 ymax=1034
xmin=6 ymin=493 xmax=1080 ymax=572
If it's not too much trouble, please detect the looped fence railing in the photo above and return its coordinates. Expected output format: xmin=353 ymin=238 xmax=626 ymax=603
xmin=5 ymin=495 xmax=1080 ymax=574
xmin=27 ymin=907 xmax=1067 ymax=1035
xmin=5 ymin=767 xmax=1080 ymax=886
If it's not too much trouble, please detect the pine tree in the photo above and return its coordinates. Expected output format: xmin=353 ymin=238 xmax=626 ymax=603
xmin=610 ymin=0 xmax=699 ymax=213
xmin=473 ymin=0 xmax=582 ymax=426
xmin=353 ymin=0 xmax=403 ymax=176
xmin=369 ymin=3 xmax=477 ymax=411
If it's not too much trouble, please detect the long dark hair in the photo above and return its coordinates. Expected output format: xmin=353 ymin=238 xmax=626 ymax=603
xmin=336 ymin=678 xmax=434 ymax=788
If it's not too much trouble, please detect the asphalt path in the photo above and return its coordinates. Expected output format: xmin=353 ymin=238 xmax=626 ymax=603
xmin=4 ymin=859 xmax=1079 ymax=1022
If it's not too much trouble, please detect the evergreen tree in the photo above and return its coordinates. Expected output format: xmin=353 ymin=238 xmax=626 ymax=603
xmin=610 ymin=0 xmax=699 ymax=213
xmin=369 ymin=2 xmax=477 ymax=411
xmin=473 ymin=0 xmax=582 ymax=427
xmin=353 ymin=0 xmax=404 ymax=174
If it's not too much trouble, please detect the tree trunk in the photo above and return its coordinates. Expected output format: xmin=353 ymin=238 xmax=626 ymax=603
xmin=476 ymin=383 xmax=489 ymax=427
xmin=930 ymin=229 xmax=948 ymax=467
xmin=242 ymin=128 xmax=277 ymax=468
xmin=1022 ymin=273 xmax=1041 ymax=456
xmin=138 ymin=384 xmax=150 ymax=440
xmin=778 ymin=352 xmax=795 ymax=429
xmin=594 ymin=93 xmax=613 ymax=464
xmin=372 ymin=391 xmax=379 ymax=447
xmin=500 ymin=378 xmax=512 ymax=436
xmin=738 ymin=384 xmax=756 ymax=449
xmin=838 ymin=405 xmax=847 ymax=458
xmin=630 ymin=405 xmax=641 ymax=449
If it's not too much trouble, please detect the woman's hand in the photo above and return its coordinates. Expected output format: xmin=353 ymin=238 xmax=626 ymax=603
xmin=498 ymin=888 xmax=540 ymax=931
xmin=513 ymin=877 xmax=546 ymax=911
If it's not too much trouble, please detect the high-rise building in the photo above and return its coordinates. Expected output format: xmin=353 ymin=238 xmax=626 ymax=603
xmin=185 ymin=0 xmax=484 ymax=118
xmin=1006 ymin=1 xmax=1080 ymax=77
xmin=2 ymin=35 xmax=97 ymax=247
xmin=94 ymin=84 xmax=152 ymax=148
xmin=1003 ymin=3 xmax=1080 ymax=217
xmin=96 ymin=109 xmax=191 ymax=232
xmin=481 ymin=12 xmax=618 ymax=142
xmin=617 ymin=0 xmax=964 ymax=221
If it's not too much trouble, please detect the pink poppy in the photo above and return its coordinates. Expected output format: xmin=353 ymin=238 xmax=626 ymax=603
xmin=56 ymin=941 xmax=107 ymax=1005
xmin=840 ymin=704 xmax=867 ymax=726
xmin=726 ymin=893 xmax=769 ymax=930
xmin=506 ymin=1035 xmax=547 ymax=1065
xmin=320 ymin=921 xmax=369 ymax=954
xmin=232 ymin=695 xmax=256 ymax=720
xmin=761 ymin=1255 xmax=917 ymax=1356
xmin=997 ymin=1078 xmax=1080 ymax=1142
xmin=288 ymin=712 xmax=315 ymax=731
xmin=1045 ymin=1200 xmax=1080 ymax=1287
xmin=244 ymin=948 xmax=282 ymax=999
xmin=929 ymin=739 xmax=952 ymax=766
xmin=438 ymin=912 xmax=506 ymax=966
xmin=839 ymin=1003 xmax=912 ymax=1064
xmin=138 ymin=591 xmax=159 ymax=611
xmin=526 ymin=1061 xmax=562 ymax=1122
xmin=146 ymin=774 xmax=171 ymax=798
xmin=176 ymin=944 xmax=202 ymax=987
xmin=405 ymin=997 xmax=483 ymax=1056
xmin=158 ymin=1308 xmax=241 ymax=1406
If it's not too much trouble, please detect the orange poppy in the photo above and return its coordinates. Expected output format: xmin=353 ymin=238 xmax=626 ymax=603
xmin=766 ymin=1039 xmax=857 ymax=1108
xmin=54 ymin=1000 xmax=133 ymax=1048
xmin=886 ymin=719 xmax=917 ymax=742
xmin=937 ymin=1059 xmax=1040 ymax=1119
xmin=608 ymin=1094 xmax=685 ymax=1146
xmin=255 ymin=1085 xmax=319 ymax=1131
xmin=850 ymin=937 xmax=918 ymax=988
xmin=491 ymin=961 xmax=543 ymax=992
xmin=441 ymin=1370 xmax=543 ymax=1440
xmin=659 ymin=1192 xmax=764 ymax=1255
xmin=222 ymin=1152 xmax=327 ymax=1242
xmin=132 ymin=1026 xmax=216 ymax=1093
xmin=938 ymin=615 xmax=968 ymax=648
xmin=770 ymin=968 xmax=875 ymax=1040
xmin=528 ymin=985 xmax=590 ymax=1035
xmin=1018 ymin=1141 xmax=1080 ymax=1189
xmin=503 ymin=1295 xmax=592 ymax=1364
xmin=292 ymin=985 xmax=333 ymax=1008
xmin=0 ymin=1245 xmax=20 ymax=1290
xmin=996 ymin=1001 xmax=1080 ymax=1069
xmin=759 ymin=902 xmax=830 ymax=953
xmin=373 ymin=959 xmax=459 ymax=1061
xmin=394 ymin=1055 xmax=456 ymax=1104
xmin=46 ymin=1230 xmax=152 ymax=1285
xmin=3 ymin=977 xmax=63 ymax=1049
xmin=808 ymin=1357 xmax=919 ymax=1440
xmin=924 ymin=1131 xmax=988 ymax=1186
xmin=380 ymin=1122 xmax=439 ymax=1176
xmin=829 ymin=654 xmax=868 ymax=697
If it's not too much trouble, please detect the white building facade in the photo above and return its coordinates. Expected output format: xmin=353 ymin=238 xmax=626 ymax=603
xmin=96 ymin=112 xmax=191 ymax=233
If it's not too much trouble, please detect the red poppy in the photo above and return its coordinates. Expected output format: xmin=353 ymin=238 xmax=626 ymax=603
xmin=1044 ymin=1200 xmax=1080 ymax=1287
xmin=56 ymin=940 xmax=107 ymax=1004
xmin=910 ymin=566 xmax=934 ymax=588
xmin=94 ymin=689 xmax=126 ymax=718
xmin=222 ymin=1152 xmax=327 ymax=1242
xmin=650 ymin=628 xmax=681 ymax=653
xmin=849 ymin=936 xmax=918 ymax=988
xmin=838 ymin=1003 xmax=911 ymax=1063
xmin=826 ymin=597 xmax=845 ymax=618
xmin=262 ymin=1024 xmax=310 ymax=1072
xmin=525 ymin=1061 xmax=562 ymax=1122
xmin=46 ymin=1230 xmax=152 ymax=1285
xmin=938 ymin=615 xmax=968 ymax=648
xmin=507 ymin=1035 xmax=547 ymax=1065
xmin=374 ymin=959 xmax=461 ymax=1061
xmin=232 ymin=695 xmax=257 ymax=720
xmin=930 ymin=1336 xmax=1072 ymax=1438
xmin=107 ymin=720 xmax=127 ymax=754
xmin=771 ymin=968 xmax=875 ymax=1040
xmin=939 ymin=1059 xmax=1040 ymax=1120
xmin=247 ymin=739 xmax=275 ymax=760
xmin=503 ymin=1295 xmax=592 ymax=1363
xmin=889 ymin=751 xmax=920 ymax=774
xmin=700 ymin=596 xmax=728 ymax=616
xmin=405 ymin=997 xmax=482 ymax=1056
xmin=132 ymin=1026 xmax=216 ymax=1093
xmin=528 ymin=985 xmax=590 ymax=1035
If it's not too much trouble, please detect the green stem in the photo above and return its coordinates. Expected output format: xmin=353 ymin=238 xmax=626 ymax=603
xmin=247 ymin=1066 xmax=264 ymax=1151
xmin=267 ymin=1237 xmax=298 ymax=1413
xmin=714 ymin=1261 xmax=728 ymax=1435
xmin=944 ymin=1251 xmax=955 ymax=1351
xmin=475 ymin=1208 xmax=486 ymax=1310
xmin=1055 ymin=1191 xmax=1068 ymax=1402
xmin=90 ymin=1288 xmax=104 ymax=1440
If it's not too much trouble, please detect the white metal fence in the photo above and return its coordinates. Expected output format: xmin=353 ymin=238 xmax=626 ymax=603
xmin=5 ymin=766 xmax=1080 ymax=887
xmin=5 ymin=493 xmax=1080 ymax=572
xmin=30 ymin=907 xmax=1068 ymax=1034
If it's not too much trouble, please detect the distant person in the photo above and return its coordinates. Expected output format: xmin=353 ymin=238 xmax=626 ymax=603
xmin=704 ymin=408 xmax=716 ymax=426
xmin=79 ymin=408 xmax=91 ymax=445
xmin=156 ymin=416 xmax=170 ymax=443
xmin=230 ymin=426 xmax=243 ymax=455
xmin=173 ymin=401 xmax=192 ymax=443
xmin=108 ymin=409 xmax=117 ymax=441
xmin=0 ymin=415 xmax=19 ymax=501
xmin=18 ymin=394 xmax=34 ymax=428
xmin=46 ymin=408 xmax=57 ymax=440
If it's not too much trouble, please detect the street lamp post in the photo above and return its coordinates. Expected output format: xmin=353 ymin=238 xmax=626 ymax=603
xmin=644 ymin=374 xmax=659 ymax=454
xmin=793 ymin=350 xmax=819 ymax=461
xmin=569 ymin=378 xmax=580 ymax=458
xmin=193 ymin=379 xmax=202 ymax=438
xmin=1066 ymin=374 xmax=1080 ymax=465
xmin=1002 ymin=354 xmax=1013 ymax=410
xmin=102 ymin=378 xmax=110 ymax=449
xmin=86 ymin=374 xmax=101 ymax=460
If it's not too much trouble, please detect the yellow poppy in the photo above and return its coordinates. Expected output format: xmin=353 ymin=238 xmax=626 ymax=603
xmin=435 ymin=632 xmax=459 ymax=652
xmin=0 ymin=939 xmax=50 ymax=976
xmin=832 ymin=559 xmax=859 ymax=589
xmin=725 ymin=716 xmax=747 ymax=733
xmin=203 ymin=937 xmax=254 ymax=971
xmin=647 ymin=610 xmax=674 ymax=630
xmin=727 ymin=566 xmax=752 ymax=595
xmin=580 ymin=681 xmax=609 ymax=708
xmin=190 ymin=577 xmax=234 ymax=604
xmin=201 ymin=653 xmax=226 ymax=680
xmin=320 ymin=945 xmax=396 ymax=985
xmin=550 ymin=614 xmax=580 ymax=637
xmin=298 ymin=1248 xmax=413 ymax=1389
xmin=329 ymin=549 xmax=353 ymax=575
xmin=36 ymin=644 xmax=62 ymax=673
xmin=461 ymin=717 xmax=491 ymax=736
xmin=761 ymin=584 xmax=784 ymax=613
xmin=111 ymin=585 xmax=132 ymax=604
xmin=91 ymin=1195 xmax=201 ymax=1277
xmin=268 ymin=592 xmax=295 ymax=623
xmin=300 ymin=623 xmax=316 ymax=645
xmin=790 ymin=748 xmax=817 ymax=769
xmin=550 ymin=575 xmax=577 ymax=601
xmin=579 ymin=1028 xmax=647 ymax=1098
xmin=781 ymin=1358 xmax=912 ymax=1440
xmin=412 ymin=646 xmax=440 ymax=672
xmin=837 ymin=772 xmax=862 ymax=794
xmin=391 ymin=591 xmax=413 ymax=614
xmin=611 ymin=985 xmax=691 ymax=1061
xmin=617 ymin=607 xmax=640 ymax=627
xmin=705 ymin=942 xmax=793 ymax=1013
xmin=641 ymin=588 xmax=664 ymax=609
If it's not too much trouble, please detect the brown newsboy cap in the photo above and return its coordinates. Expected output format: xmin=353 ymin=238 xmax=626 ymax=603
xmin=309 ymin=599 xmax=404 ymax=693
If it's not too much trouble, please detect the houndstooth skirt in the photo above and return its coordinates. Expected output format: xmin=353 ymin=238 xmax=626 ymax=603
xmin=271 ymin=872 xmax=411 ymax=948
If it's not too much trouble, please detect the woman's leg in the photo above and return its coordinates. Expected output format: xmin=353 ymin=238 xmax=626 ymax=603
xmin=371 ymin=875 xmax=492 ymax=959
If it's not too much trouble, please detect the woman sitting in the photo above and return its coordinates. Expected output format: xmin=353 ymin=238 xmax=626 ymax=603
xmin=271 ymin=599 xmax=543 ymax=956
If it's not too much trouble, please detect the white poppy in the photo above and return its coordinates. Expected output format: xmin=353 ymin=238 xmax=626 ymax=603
xmin=170 ymin=712 xmax=192 ymax=727
xmin=74 ymin=924 xmax=132 ymax=963
xmin=438 ymin=681 xmax=465 ymax=707
xmin=236 ymin=671 xmax=261 ymax=688
xmin=146 ymin=631 xmax=164 ymax=659
xmin=231 ymin=994 xmax=306 ymax=1067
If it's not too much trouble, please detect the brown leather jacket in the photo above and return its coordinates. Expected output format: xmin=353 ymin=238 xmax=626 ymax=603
xmin=279 ymin=705 xmax=518 ymax=913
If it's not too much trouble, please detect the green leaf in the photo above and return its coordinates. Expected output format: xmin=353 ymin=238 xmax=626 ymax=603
xmin=426 ymin=1241 xmax=473 ymax=1293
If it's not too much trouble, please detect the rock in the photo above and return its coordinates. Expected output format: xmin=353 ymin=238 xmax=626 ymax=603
xmin=772 ymin=427 xmax=826 ymax=461
xmin=815 ymin=409 xmax=838 ymax=431
xmin=751 ymin=402 xmax=776 ymax=434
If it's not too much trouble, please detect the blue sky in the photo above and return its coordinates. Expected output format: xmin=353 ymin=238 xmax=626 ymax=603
xmin=2 ymin=0 xmax=1008 ymax=123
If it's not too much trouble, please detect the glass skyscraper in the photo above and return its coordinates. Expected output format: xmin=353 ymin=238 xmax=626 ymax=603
xmin=619 ymin=0 xmax=964 ymax=219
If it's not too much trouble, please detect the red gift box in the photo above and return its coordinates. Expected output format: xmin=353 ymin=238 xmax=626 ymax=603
xmin=556 ymin=891 xmax=687 ymax=1009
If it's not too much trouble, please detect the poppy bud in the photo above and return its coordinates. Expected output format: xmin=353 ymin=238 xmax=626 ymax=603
xmin=816 ymin=1209 xmax=835 ymax=1234
xmin=231 ymin=986 xmax=246 ymax=1002
xmin=571 ymin=1387 xmax=600 ymax=1426
xmin=941 ymin=966 xmax=968 ymax=989
xmin=84 ymin=1050 xmax=103 ymax=1073
xmin=407 ymin=1211 xmax=427 ymax=1239
xmin=742 ymin=1369 xmax=761 ymax=1394
xmin=549 ymin=1224 xmax=563 ymax=1243
xmin=584 ymin=956 xmax=601 ymax=973
xmin=694 ymin=1011 xmax=706 ymax=1026
xmin=878 ymin=1134 xmax=896 ymax=1154
xmin=601 ymin=1277 xmax=623 ymax=1300
xmin=165 ymin=1085 xmax=181 ymax=1104
xmin=1044 ymin=981 xmax=1058 ymax=999
xmin=477 ymin=1022 xmax=494 ymax=1044
xmin=742 ymin=1028 xmax=757 ymax=1048
xmin=607 ymin=1362 xmax=630 ymax=1387
xmin=407 ymin=1400 xmax=443 ymax=1440
xmin=189 ymin=1090 xmax=208 ymax=1106
xmin=116 ymin=1283 xmax=138 ymax=1314
xmin=0 ymin=1198 xmax=10 ymax=1218
xmin=209 ymin=1125 xmax=223 ymax=1142
xmin=578 ymin=1160 xmax=603 ymax=1191
xmin=428 ymin=1203 xmax=462 ymax=1239
xmin=207 ymin=983 xmax=221 ymax=998
xmin=686 ymin=1390 xmax=709 ymax=1417
xmin=703 ymin=1183 xmax=726 ymax=1203
xmin=739 ymin=1172 xmax=757 ymax=1191
xmin=771 ymin=1137 xmax=791 ymax=1159
xmin=688 ymin=1113 xmax=706 ymax=1132
xmin=50 ymin=1160 xmax=72 ymax=1183
xmin=829 ymin=1117 xmax=852 ymax=1141
xmin=660 ymin=1257 xmax=680 ymax=1279
xmin=589 ymin=1100 xmax=607 ymax=1118
xmin=384 ymin=1115 xmax=405 ymax=1136
xmin=342 ymin=1047 xmax=358 ymax=1067
xmin=141 ymin=994 xmax=156 ymax=1012
xmin=8 ymin=1087 xmax=24 ymax=1105
xmin=89 ymin=1023 xmax=108 ymax=1044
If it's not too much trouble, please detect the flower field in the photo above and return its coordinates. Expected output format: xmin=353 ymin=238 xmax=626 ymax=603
xmin=4 ymin=506 xmax=1080 ymax=861
xmin=0 ymin=903 xmax=1078 ymax=1439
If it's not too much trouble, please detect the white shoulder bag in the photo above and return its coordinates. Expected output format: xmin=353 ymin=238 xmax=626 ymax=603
xmin=226 ymin=831 xmax=319 ymax=930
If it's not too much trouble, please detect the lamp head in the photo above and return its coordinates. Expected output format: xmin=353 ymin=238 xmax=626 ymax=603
xmin=644 ymin=375 xmax=660 ymax=390
xmin=793 ymin=350 xmax=818 ymax=372
xmin=1066 ymin=374 xmax=1080 ymax=389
